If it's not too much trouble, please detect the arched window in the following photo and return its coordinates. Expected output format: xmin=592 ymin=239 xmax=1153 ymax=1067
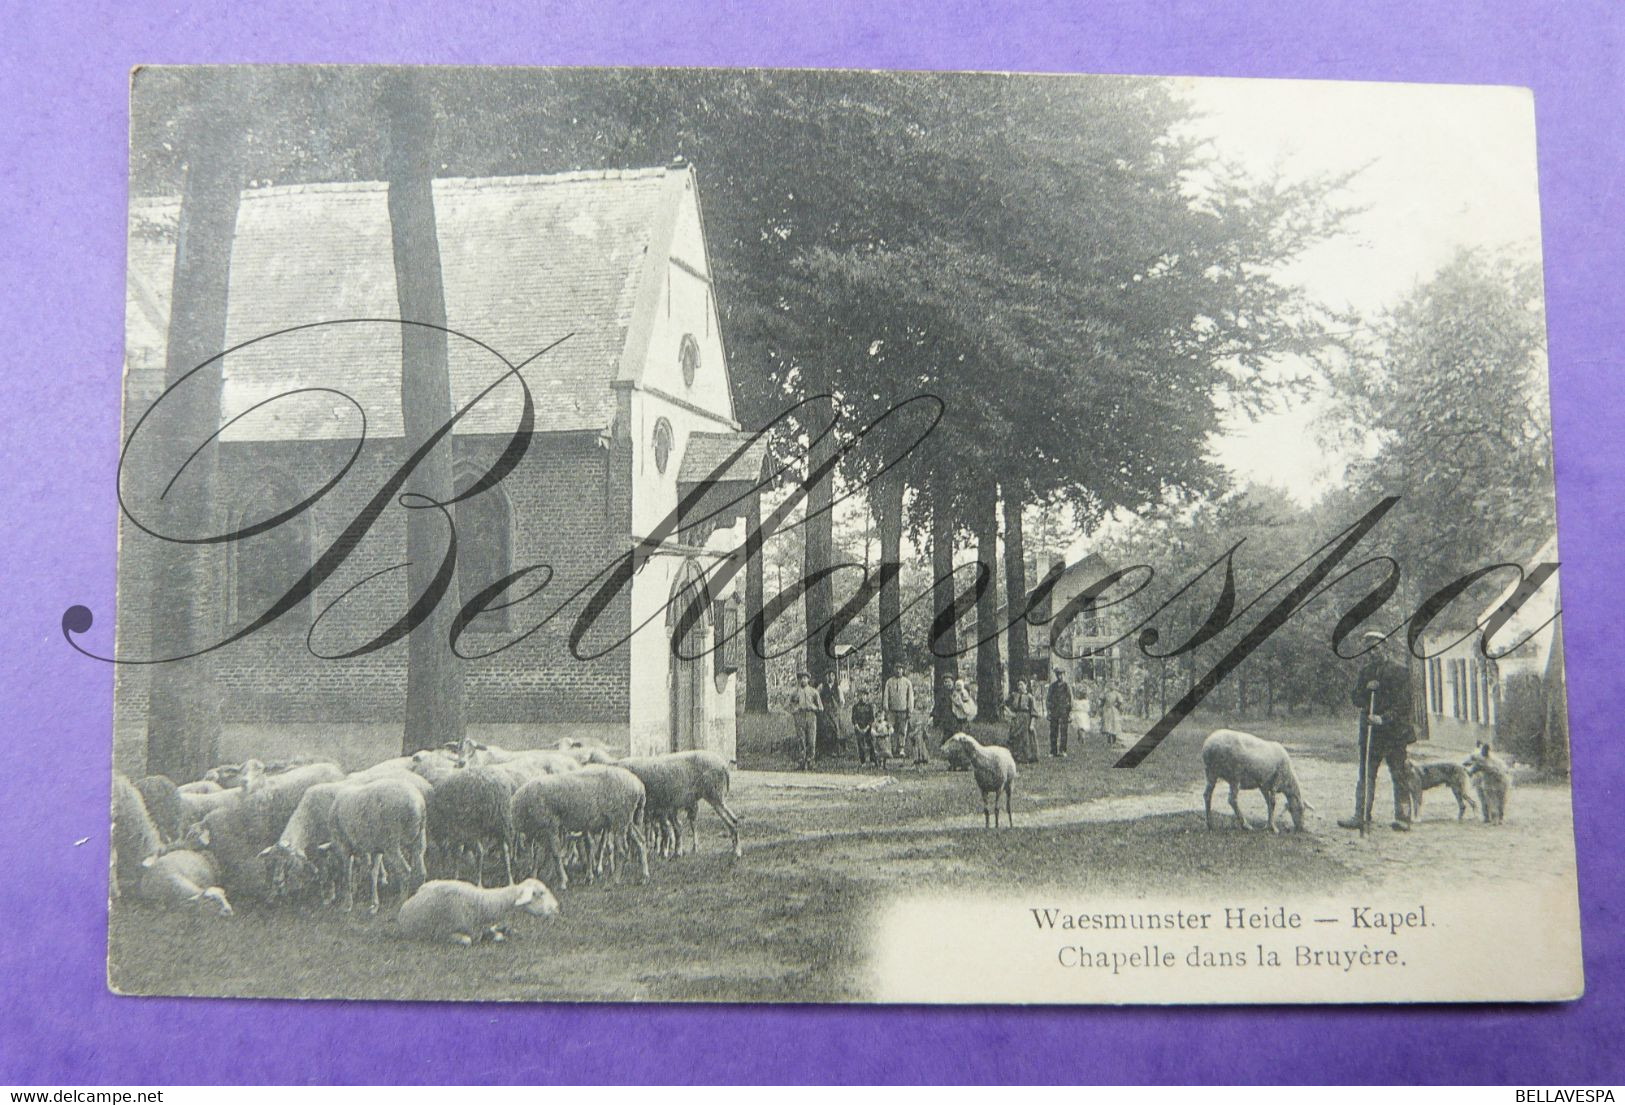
xmin=652 ymin=417 xmax=675 ymax=475
xmin=454 ymin=471 xmax=514 ymax=631
xmin=225 ymin=470 xmax=311 ymax=633
xmin=679 ymin=333 xmax=701 ymax=389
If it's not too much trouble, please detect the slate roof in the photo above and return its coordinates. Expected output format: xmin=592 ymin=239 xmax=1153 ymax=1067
xmin=677 ymin=431 xmax=769 ymax=484
xmin=127 ymin=167 xmax=685 ymax=440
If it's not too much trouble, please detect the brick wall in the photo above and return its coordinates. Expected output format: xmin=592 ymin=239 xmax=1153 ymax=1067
xmin=115 ymin=427 xmax=636 ymax=767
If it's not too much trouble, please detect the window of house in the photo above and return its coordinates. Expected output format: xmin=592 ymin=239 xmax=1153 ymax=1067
xmin=225 ymin=473 xmax=311 ymax=633
xmin=653 ymin=417 xmax=674 ymax=475
xmin=1451 ymin=658 xmax=1469 ymax=720
xmin=680 ymin=333 xmax=700 ymax=389
xmin=454 ymin=478 xmax=513 ymax=630
xmin=1428 ymin=657 xmax=1444 ymax=714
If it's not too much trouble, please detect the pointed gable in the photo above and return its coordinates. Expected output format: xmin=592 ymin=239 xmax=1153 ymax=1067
xmin=128 ymin=167 xmax=687 ymax=440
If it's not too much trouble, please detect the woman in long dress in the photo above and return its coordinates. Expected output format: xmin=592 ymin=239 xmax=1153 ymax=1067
xmin=1100 ymin=684 xmax=1124 ymax=748
xmin=1006 ymin=679 xmax=1039 ymax=763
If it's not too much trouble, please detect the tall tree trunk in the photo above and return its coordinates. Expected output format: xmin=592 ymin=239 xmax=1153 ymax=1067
xmin=1002 ymin=490 xmax=1029 ymax=697
xmin=929 ymin=482 xmax=959 ymax=695
xmin=146 ymin=98 xmax=242 ymax=783
xmin=802 ymin=387 xmax=836 ymax=687
xmin=974 ymin=482 xmax=1003 ymax=719
xmin=384 ymin=73 xmax=466 ymax=756
xmin=802 ymin=383 xmax=838 ymax=758
xmin=744 ymin=488 xmax=769 ymax=713
xmin=875 ymin=468 xmax=906 ymax=683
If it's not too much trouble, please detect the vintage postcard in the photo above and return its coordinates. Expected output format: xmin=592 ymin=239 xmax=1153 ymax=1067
xmin=97 ymin=66 xmax=1579 ymax=1003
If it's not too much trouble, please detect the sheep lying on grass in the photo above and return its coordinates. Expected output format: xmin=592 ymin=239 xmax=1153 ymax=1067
xmin=138 ymin=849 xmax=233 ymax=916
xmin=397 ymin=878 xmax=560 ymax=946
xmin=328 ymin=776 xmax=429 ymax=914
xmin=1201 ymin=728 xmax=1307 ymax=832
xmin=938 ymin=733 xmax=1017 ymax=829
xmin=511 ymin=766 xmax=649 ymax=890
xmin=619 ymin=750 xmax=741 ymax=858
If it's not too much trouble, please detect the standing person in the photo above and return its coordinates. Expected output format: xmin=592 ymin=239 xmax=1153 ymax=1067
xmin=928 ymin=673 xmax=958 ymax=765
xmin=1046 ymin=667 xmax=1073 ymax=758
xmin=1339 ymin=630 xmax=1418 ymax=832
xmin=788 ymin=671 xmax=822 ymax=770
xmin=882 ymin=666 xmax=914 ymax=761
xmin=851 ymin=686 xmax=877 ymax=767
xmin=1100 ymin=682 xmax=1124 ymax=748
xmin=818 ymin=670 xmax=845 ymax=758
xmin=1071 ymin=682 xmax=1093 ymax=744
xmin=1005 ymin=679 xmax=1039 ymax=764
xmin=952 ymin=677 xmax=978 ymax=726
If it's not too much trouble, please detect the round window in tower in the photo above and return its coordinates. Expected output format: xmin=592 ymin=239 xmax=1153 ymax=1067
xmin=680 ymin=333 xmax=700 ymax=389
xmin=653 ymin=417 xmax=674 ymax=475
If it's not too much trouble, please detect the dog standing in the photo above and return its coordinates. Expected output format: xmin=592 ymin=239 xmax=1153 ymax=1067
xmin=1464 ymin=741 xmax=1513 ymax=824
xmin=1405 ymin=759 xmax=1479 ymax=821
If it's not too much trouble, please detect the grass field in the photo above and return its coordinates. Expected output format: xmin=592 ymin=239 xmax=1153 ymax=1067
xmin=108 ymin=712 xmax=1577 ymax=1002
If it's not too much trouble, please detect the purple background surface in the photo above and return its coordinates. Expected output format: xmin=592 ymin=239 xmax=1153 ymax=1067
xmin=2 ymin=0 xmax=1621 ymax=1085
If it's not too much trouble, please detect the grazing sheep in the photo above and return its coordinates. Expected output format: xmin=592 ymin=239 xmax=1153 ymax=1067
xmin=328 ymin=776 xmax=429 ymax=914
xmin=133 ymin=775 xmax=185 ymax=844
xmin=398 ymin=878 xmax=560 ymax=946
xmin=425 ymin=766 xmax=520 ymax=886
xmin=137 ymin=849 xmax=234 ymax=916
xmin=184 ymin=761 xmax=345 ymax=900
xmin=112 ymin=773 xmax=163 ymax=895
xmin=510 ymin=766 xmax=649 ymax=890
xmin=939 ymin=733 xmax=1017 ymax=829
xmin=1201 ymin=728 xmax=1307 ymax=833
xmin=258 ymin=781 xmax=349 ymax=902
xmin=618 ymin=750 xmax=742 ymax=858
xmin=177 ymin=779 xmax=223 ymax=796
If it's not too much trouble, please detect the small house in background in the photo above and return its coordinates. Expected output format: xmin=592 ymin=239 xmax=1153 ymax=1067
xmin=1418 ymin=536 xmax=1566 ymax=772
xmin=1001 ymin=553 xmax=1122 ymax=688
xmin=118 ymin=163 xmax=761 ymax=771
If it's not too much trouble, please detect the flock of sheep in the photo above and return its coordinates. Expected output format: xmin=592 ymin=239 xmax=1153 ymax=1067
xmin=111 ymin=738 xmax=743 ymax=946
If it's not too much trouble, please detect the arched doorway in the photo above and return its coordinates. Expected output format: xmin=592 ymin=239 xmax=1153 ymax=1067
xmin=666 ymin=558 xmax=711 ymax=752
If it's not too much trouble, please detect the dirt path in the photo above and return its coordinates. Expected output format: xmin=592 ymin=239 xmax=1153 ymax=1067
xmin=728 ymin=739 xmax=1580 ymax=898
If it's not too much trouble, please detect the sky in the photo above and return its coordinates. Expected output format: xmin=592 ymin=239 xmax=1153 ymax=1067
xmin=1178 ymin=77 xmax=1545 ymax=505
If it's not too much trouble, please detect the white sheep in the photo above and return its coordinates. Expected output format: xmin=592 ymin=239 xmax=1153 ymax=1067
xmin=327 ymin=776 xmax=429 ymax=914
xmin=1201 ymin=728 xmax=1308 ymax=832
xmin=177 ymin=785 xmax=243 ymax=828
xmin=510 ymin=765 xmax=649 ymax=890
xmin=619 ymin=750 xmax=742 ymax=857
xmin=257 ymin=780 xmax=348 ymax=902
xmin=397 ymin=877 xmax=560 ymax=946
xmin=137 ymin=849 xmax=234 ymax=916
xmin=938 ymin=733 xmax=1017 ymax=828
xmin=177 ymin=779 xmax=223 ymax=796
